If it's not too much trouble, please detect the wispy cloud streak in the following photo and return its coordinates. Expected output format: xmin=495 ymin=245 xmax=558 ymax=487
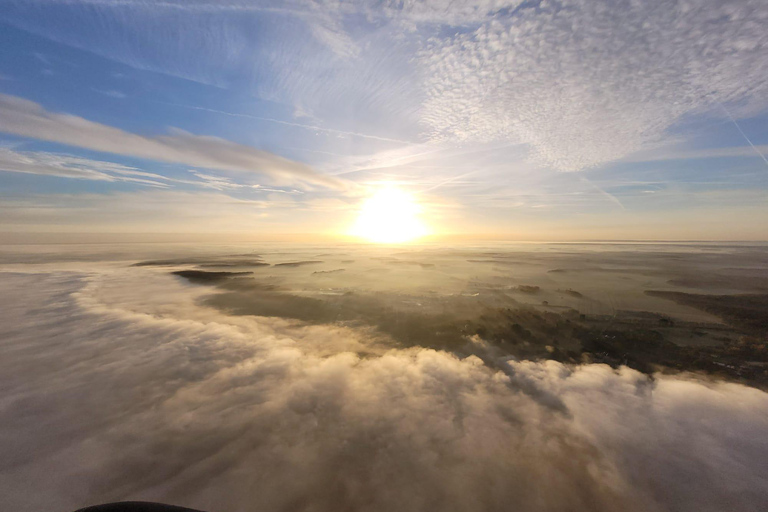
xmin=0 ymin=93 xmax=345 ymax=190
xmin=163 ymin=102 xmax=412 ymax=144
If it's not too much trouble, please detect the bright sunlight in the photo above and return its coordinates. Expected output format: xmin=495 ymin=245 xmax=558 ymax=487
xmin=350 ymin=187 xmax=429 ymax=244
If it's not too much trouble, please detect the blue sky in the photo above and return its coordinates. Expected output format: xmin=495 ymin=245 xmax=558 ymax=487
xmin=0 ymin=0 xmax=766 ymax=240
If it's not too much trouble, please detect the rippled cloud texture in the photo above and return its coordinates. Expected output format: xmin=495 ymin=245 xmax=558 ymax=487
xmin=5 ymin=0 xmax=768 ymax=171
xmin=1 ymin=268 xmax=767 ymax=512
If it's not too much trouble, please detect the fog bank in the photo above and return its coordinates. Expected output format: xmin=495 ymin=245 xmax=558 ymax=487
xmin=1 ymin=269 xmax=767 ymax=512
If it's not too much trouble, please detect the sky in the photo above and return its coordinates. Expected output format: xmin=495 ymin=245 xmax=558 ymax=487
xmin=0 ymin=0 xmax=767 ymax=241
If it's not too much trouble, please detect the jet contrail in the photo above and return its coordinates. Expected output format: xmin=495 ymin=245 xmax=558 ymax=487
xmin=719 ymin=103 xmax=768 ymax=169
xmin=579 ymin=176 xmax=625 ymax=210
xmin=160 ymin=102 xmax=412 ymax=145
xmin=422 ymin=170 xmax=479 ymax=193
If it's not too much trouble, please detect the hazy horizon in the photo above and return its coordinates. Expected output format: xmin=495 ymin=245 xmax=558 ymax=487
xmin=3 ymin=233 xmax=768 ymax=245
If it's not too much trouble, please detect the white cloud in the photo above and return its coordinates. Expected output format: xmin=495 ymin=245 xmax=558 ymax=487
xmin=0 ymin=268 xmax=767 ymax=511
xmin=0 ymin=147 xmax=318 ymax=194
xmin=0 ymin=147 xmax=171 ymax=186
xmin=11 ymin=0 xmax=768 ymax=175
xmin=186 ymin=170 xmax=245 ymax=190
xmin=0 ymin=93 xmax=345 ymax=190
xmin=417 ymin=0 xmax=768 ymax=171
xmin=92 ymin=88 xmax=127 ymax=99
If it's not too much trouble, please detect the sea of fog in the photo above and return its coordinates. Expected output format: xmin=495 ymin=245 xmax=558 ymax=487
xmin=1 ymin=242 xmax=767 ymax=512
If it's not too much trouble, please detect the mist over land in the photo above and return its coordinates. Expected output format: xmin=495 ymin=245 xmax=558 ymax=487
xmin=1 ymin=242 xmax=767 ymax=512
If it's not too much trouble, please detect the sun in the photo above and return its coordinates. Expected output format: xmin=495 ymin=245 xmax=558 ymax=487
xmin=350 ymin=187 xmax=429 ymax=244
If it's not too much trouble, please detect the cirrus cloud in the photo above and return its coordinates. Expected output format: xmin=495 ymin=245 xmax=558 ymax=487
xmin=0 ymin=93 xmax=346 ymax=190
xmin=417 ymin=0 xmax=768 ymax=170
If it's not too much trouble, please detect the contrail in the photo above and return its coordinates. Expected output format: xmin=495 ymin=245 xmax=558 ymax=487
xmin=579 ymin=176 xmax=625 ymax=210
xmin=422 ymin=170 xmax=479 ymax=193
xmin=160 ymin=102 xmax=412 ymax=145
xmin=719 ymin=103 xmax=768 ymax=169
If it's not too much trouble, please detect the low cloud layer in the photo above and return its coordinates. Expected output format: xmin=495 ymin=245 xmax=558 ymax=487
xmin=0 ymin=93 xmax=344 ymax=190
xmin=1 ymin=267 xmax=767 ymax=512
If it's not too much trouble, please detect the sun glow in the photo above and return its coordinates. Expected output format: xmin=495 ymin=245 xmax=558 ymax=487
xmin=350 ymin=187 xmax=429 ymax=244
